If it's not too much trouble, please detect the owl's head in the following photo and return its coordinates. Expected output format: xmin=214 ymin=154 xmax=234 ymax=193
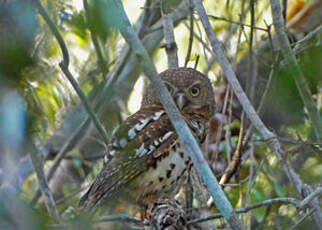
xmin=142 ymin=68 xmax=215 ymax=117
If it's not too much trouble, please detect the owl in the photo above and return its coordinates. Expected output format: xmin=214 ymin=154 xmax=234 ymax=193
xmin=79 ymin=67 xmax=214 ymax=211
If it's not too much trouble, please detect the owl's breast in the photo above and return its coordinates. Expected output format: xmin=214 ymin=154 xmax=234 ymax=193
xmin=127 ymin=140 xmax=192 ymax=206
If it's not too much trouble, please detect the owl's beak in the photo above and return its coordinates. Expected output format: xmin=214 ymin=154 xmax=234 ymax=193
xmin=176 ymin=93 xmax=187 ymax=111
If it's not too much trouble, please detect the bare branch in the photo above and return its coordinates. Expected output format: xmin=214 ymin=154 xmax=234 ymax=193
xmin=83 ymin=0 xmax=109 ymax=76
xmin=96 ymin=215 xmax=143 ymax=225
xmin=299 ymin=187 xmax=322 ymax=209
xmin=291 ymin=207 xmax=318 ymax=230
xmin=207 ymin=15 xmax=269 ymax=32
xmin=31 ymin=117 xmax=91 ymax=204
xmin=161 ymin=2 xmax=179 ymax=68
xmin=189 ymin=197 xmax=300 ymax=225
xmin=184 ymin=0 xmax=194 ymax=67
xmin=293 ymin=25 xmax=322 ymax=54
xmin=29 ymin=144 xmax=60 ymax=222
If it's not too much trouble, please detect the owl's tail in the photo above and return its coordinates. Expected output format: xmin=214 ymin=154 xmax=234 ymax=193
xmin=78 ymin=168 xmax=120 ymax=212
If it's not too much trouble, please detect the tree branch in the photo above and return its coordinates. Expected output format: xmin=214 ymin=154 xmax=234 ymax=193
xmin=29 ymin=143 xmax=60 ymax=222
xmin=207 ymin=15 xmax=269 ymax=32
xmin=184 ymin=0 xmax=194 ymax=67
xmin=161 ymin=2 xmax=179 ymax=68
xmin=299 ymin=186 xmax=322 ymax=209
xmin=291 ymin=207 xmax=318 ymax=230
xmin=83 ymin=0 xmax=109 ymax=76
xmin=188 ymin=197 xmax=300 ymax=225
xmin=31 ymin=116 xmax=92 ymax=204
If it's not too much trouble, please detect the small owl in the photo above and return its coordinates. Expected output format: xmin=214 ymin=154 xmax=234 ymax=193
xmin=79 ymin=68 xmax=214 ymax=211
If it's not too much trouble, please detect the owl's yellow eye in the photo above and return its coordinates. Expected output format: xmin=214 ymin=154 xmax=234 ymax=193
xmin=190 ymin=85 xmax=200 ymax=97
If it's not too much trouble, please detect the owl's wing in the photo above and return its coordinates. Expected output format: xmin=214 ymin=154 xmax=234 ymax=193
xmin=79 ymin=105 xmax=178 ymax=211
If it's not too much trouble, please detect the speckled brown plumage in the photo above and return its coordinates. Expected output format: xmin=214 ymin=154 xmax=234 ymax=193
xmin=79 ymin=67 xmax=214 ymax=211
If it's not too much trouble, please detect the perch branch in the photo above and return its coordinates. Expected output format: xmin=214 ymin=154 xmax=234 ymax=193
xmin=147 ymin=198 xmax=186 ymax=230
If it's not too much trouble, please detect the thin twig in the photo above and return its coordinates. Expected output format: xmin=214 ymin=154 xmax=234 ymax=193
xmin=243 ymin=53 xmax=279 ymax=146
xmin=245 ymin=153 xmax=267 ymax=212
xmin=247 ymin=0 xmax=257 ymax=103
xmin=219 ymin=120 xmax=244 ymax=185
xmin=83 ymin=0 xmax=109 ymax=76
xmin=193 ymin=54 xmax=200 ymax=69
xmin=299 ymin=187 xmax=322 ymax=209
xmin=183 ymin=21 xmax=212 ymax=53
xmin=60 ymin=65 xmax=109 ymax=144
xmin=161 ymin=1 xmax=179 ymax=68
xmin=291 ymin=207 xmax=318 ymax=230
xmin=31 ymin=116 xmax=92 ymax=204
xmin=110 ymin=0 xmax=244 ymax=229
xmin=96 ymin=215 xmax=143 ymax=225
xmin=29 ymin=143 xmax=60 ymax=222
xmin=184 ymin=0 xmax=194 ymax=67
xmin=293 ymin=25 xmax=322 ymax=54
xmin=211 ymin=86 xmax=230 ymax=165
xmin=224 ymin=86 xmax=234 ymax=160
xmin=56 ymin=185 xmax=89 ymax=205
xmin=207 ymin=14 xmax=269 ymax=32
xmin=189 ymin=197 xmax=300 ymax=225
